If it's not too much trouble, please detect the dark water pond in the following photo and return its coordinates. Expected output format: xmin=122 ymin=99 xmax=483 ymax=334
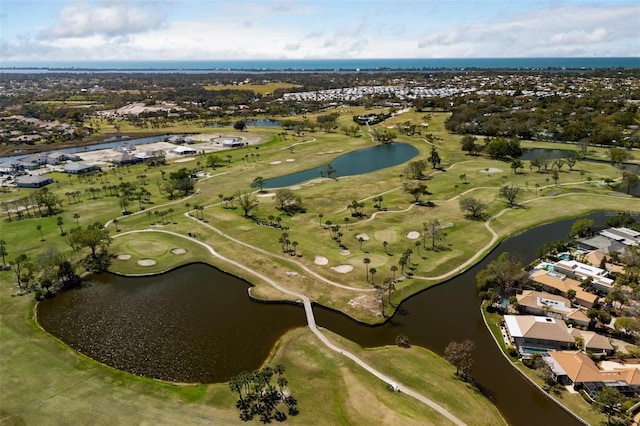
xmin=262 ymin=142 xmax=419 ymax=188
xmin=520 ymin=148 xmax=581 ymax=161
xmin=37 ymin=264 xmax=307 ymax=383
xmin=246 ymin=119 xmax=281 ymax=127
xmin=37 ymin=213 xmax=609 ymax=425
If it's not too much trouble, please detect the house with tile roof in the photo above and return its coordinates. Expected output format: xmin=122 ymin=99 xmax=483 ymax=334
xmin=570 ymin=329 xmax=615 ymax=357
xmin=503 ymin=315 xmax=575 ymax=357
xmin=516 ymin=290 xmax=590 ymax=327
xmin=544 ymin=350 xmax=640 ymax=398
xmin=528 ymin=269 xmax=597 ymax=308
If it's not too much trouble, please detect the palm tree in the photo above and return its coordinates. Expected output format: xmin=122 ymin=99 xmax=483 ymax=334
xmin=168 ymin=208 xmax=174 ymax=223
xmin=73 ymin=213 xmax=80 ymax=228
xmin=146 ymin=211 xmax=152 ymax=225
xmin=369 ymin=268 xmax=377 ymax=286
xmin=358 ymin=236 xmax=365 ymax=251
xmin=185 ymin=202 xmax=191 ymax=214
xmin=56 ymin=216 xmax=65 ymax=235
xmin=318 ymin=213 xmax=324 ymax=226
xmin=113 ymin=218 xmax=119 ymax=232
xmin=383 ymin=241 xmax=388 ymax=254
xmin=36 ymin=224 xmax=44 ymax=241
xmin=363 ymin=258 xmax=371 ymax=281
xmin=344 ymin=217 xmax=350 ymax=229
xmin=390 ymin=265 xmax=398 ymax=280
xmin=0 ymin=240 xmax=7 ymax=267
xmin=253 ymin=176 xmax=265 ymax=193
xmin=292 ymin=241 xmax=298 ymax=256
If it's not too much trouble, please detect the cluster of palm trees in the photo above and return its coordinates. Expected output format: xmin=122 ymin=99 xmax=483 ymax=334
xmin=228 ymin=364 xmax=298 ymax=423
xmin=347 ymin=200 xmax=365 ymax=217
xmin=146 ymin=208 xmax=176 ymax=225
xmin=278 ymin=233 xmax=299 ymax=256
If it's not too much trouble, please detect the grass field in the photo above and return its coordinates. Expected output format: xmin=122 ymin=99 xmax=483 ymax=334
xmin=203 ymin=82 xmax=302 ymax=94
xmin=1 ymin=109 xmax=639 ymax=424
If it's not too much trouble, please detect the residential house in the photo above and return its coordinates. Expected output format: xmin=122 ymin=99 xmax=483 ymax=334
xmin=516 ymin=290 xmax=590 ymax=327
xmin=571 ymin=329 xmax=615 ymax=357
xmin=544 ymin=350 xmax=640 ymax=398
xmin=552 ymin=259 xmax=614 ymax=293
xmin=172 ymin=146 xmax=197 ymax=155
xmin=503 ymin=315 xmax=575 ymax=357
xmin=528 ymin=269 xmax=597 ymax=308
xmin=63 ymin=162 xmax=101 ymax=174
xmin=599 ymin=227 xmax=640 ymax=247
xmin=15 ymin=175 xmax=53 ymax=188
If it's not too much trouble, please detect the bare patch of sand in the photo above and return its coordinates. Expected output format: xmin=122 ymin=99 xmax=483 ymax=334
xmin=356 ymin=233 xmax=370 ymax=241
xmin=137 ymin=259 xmax=156 ymax=266
xmin=340 ymin=250 xmax=351 ymax=256
xmin=285 ymin=159 xmax=295 ymax=162
xmin=407 ymin=231 xmax=420 ymax=240
xmin=314 ymin=256 xmax=329 ymax=265
xmin=270 ymin=161 xmax=282 ymax=165
xmin=289 ymin=186 xmax=302 ymax=190
xmin=483 ymin=168 xmax=503 ymax=174
xmin=257 ymin=192 xmax=275 ymax=198
xmin=117 ymin=254 xmax=132 ymax=260
xmin=331 ymin=264 xmax=353 ymax=273
xmin=348 ymin=295 xmax=379 ymax=315
xmin=171 ymin=248 xmax=186 ymax=255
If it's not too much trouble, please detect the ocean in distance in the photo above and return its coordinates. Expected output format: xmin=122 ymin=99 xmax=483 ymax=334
xmin=2 ymin=57 xmax=639 ymax=73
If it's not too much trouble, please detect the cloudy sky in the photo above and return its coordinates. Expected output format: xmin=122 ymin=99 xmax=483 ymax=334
xmin=1 ymin=0 xmax=638 ymax=62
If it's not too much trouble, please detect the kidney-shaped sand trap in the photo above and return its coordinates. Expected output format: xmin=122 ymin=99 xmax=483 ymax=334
xmin=314 ymin=256 xmax=329 ymax=265
xmin=137 ymin=259 xmax=157 ymax=266
xmin=407 ymin=231 xmax=420 ymax=240
xmin=331 ymin=265 xmax=353 ymax=273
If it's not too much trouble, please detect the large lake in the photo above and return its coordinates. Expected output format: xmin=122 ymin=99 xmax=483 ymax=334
xmin=37 ymin=214 xmax=609 ymax=425
xmin=262 ymin=142 xmax=419 ymax=188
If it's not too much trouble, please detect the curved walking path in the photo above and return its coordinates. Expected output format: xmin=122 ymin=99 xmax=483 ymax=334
xmin=184 ymin=212 xmax=375 ymax=292
xmin=113 ymin=228 xmax=466 ymax=426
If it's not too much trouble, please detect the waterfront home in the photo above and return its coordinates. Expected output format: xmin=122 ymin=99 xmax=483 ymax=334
xmin=544 ymin=350 xmax=640 ymax=398
xmin=528 ymin=269 xmax=597 ymax=308
xmin=552 ymin=259 xmax=614 ymax=293
xmin=15 ymin=175 xmax=53 ymax=188
xmin=516 ymin=290 xmax=590 ymax=327
xmin=570 ymin=329 xmax=615 ymax=358
xmin=503 ymin=315 xmax=575 ymax=357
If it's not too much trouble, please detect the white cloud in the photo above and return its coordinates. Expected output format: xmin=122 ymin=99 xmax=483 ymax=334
xmin=2 ymin=1 xmax=638 ymax=61
xmin=415 ymin=4 xmax=639 ymax=57
xmin=38 ymin=0 xmax=167 ymax=39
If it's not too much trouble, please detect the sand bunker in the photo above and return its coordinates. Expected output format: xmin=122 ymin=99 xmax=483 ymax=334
xmin=356 ymin=233 xmax=370 ymax=241
xmin=340 ymin=250 xmax=351 ymax=256
xmin=117 ymin=254 xmax=132 ymax=260
xmin=289 ymin=186 xmax=302 ymax=190
xmin=257 ymin=192 xmax=275 ymax=198
xmin=285 ymin=159 xmax=295 ymax=162
xmin=331 ymin=264 xmax=353 ymax=273
xmin=270 ymin=161 xmax=282 ymax=165
xmin=314 ymin=256 xmax=329 ymax=265
xmin=407 ymin=231 xmax=420 ymax=240
xmin=138 ymin=259 xmax=156 ymax=266
xmin=484 ymin=168 xmax=503 ymax=174
xmin=171 ymin=248 xmax=186 ymax=255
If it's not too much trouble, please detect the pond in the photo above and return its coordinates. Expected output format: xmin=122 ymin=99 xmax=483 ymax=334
xmin=246 ymin=119 xmax=281 ymax=127
xmin=519 ymin=148 xmax=581 ymax=161
xmin=37 ymin=214 xmax=610 ymax=425
xmin=262 ymin=142 xmax=419 ymax=188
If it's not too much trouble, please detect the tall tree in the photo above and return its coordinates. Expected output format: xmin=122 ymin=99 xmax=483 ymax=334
xmin=0 ymin=240 xmax=7 ymax=267
xmin=592 ymin=387 xmax=625 ymax=426
xmin=403 ymin=182 xmax=429 ymax=203
xmin=235 ymin=190 xmax=259 ymax=217
xmin=423 ymin=219 xmax=443 ymax=248
xmin=36 ymin=188 xmax=60 ymax=217
xmin=499 ymin=184 xmax=522 ymax=207
xmin=253 ymin=176 xmax=266 ymax=192
xmin=12 ymin=254 xmax=29 ymax=291
xmin=444 ymin=340 xmax=475 ymax=380
xmin=459 ymin=197 xmax=487 ymax=219
xmin=56 ymin=216 xmax=65 ymax=235
xmin=476 ymin=252 xmax=524 ymax=291
xmin=428 ymin=146 xmax=441 ymax=169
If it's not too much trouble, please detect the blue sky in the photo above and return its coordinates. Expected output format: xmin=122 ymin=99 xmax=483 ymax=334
xmin=1 ymin=0 xmax=638 ymax=61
